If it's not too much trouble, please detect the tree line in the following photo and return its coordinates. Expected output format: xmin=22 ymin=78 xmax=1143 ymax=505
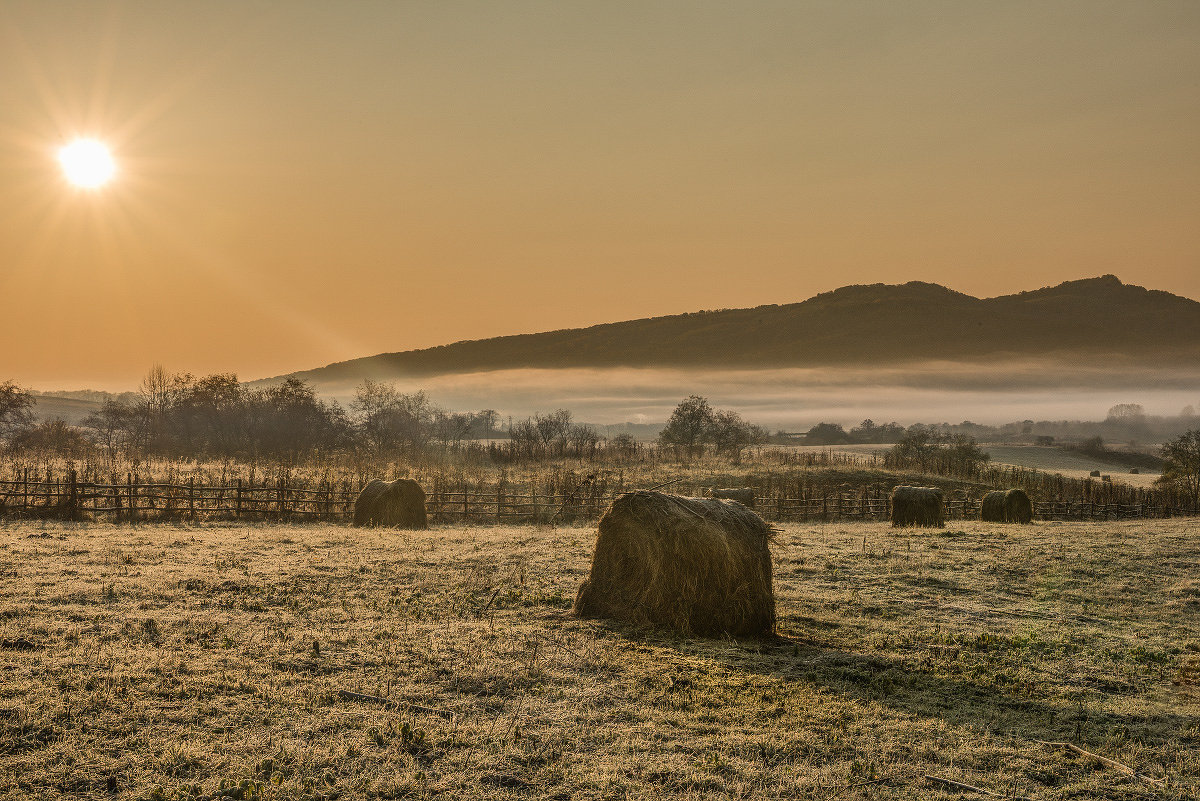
xmin=1 ymin=373 xmax=771 ymax=465
xmin=793 ymin=402 xmax=1200 ymax=448
xmin=2 ymin=371 xmax=504 ymax=462
xmin=3 ymin=374 xmax=1199 ymax=506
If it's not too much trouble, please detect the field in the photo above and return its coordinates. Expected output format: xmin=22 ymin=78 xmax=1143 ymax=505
xmin=979 ymin=447 xmax=1162 ymax=488
xmin=788 ymin=444 xmax=1164 ymax=489
xmin=2 ymin=518 xmax=1198 ymax=800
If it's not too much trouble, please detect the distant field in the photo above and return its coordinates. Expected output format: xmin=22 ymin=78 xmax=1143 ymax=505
xmin=28 ymin=396 xmax=102 ymax=425
xmin=787 ymin=443 xmax=1164 ymax=488
xmin=980 ymin=445 xmax=1162 ymax=488
xmin=2 ymin=519 xmax=1196 ymax=799
xmin=787 ymin=444 xmax=890 ymax=458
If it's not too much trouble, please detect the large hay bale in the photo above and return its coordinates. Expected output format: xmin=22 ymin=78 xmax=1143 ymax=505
xmin=352 ymin=478 xmax=427 ymax=528
xmin=889 ymin=485 xmax=945 ymax=528
xmin=573 ymin=491 xmax=775 ymax=636
xmin=709 ymin=487 xmax=755 ymax=506
xmin=980 ymin=489 xmax=1033 ymax=523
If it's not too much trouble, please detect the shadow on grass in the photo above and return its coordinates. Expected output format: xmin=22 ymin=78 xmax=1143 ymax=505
xmin=587 ymin=621 xmax=1198 ymax=752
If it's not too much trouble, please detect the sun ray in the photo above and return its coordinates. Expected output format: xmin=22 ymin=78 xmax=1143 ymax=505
xmin=0 ymin=8 xmax=368 ymax=371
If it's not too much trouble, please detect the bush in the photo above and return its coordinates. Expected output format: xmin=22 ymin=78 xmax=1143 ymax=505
xmin=658 ymin=397 xmax=767 ymax=461
xmin=1161 ymin=429 xmax=1200 ymax=508
xmin=11 ymin=419 xmax=94 ymax=458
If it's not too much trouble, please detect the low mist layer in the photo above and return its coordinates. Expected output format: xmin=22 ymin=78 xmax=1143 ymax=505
xmin=305 ymin=360 xmax=1200 ymax=429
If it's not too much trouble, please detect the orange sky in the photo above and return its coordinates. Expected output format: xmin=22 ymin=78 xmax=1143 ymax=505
xmin=2 ymin=2 xmax=1198 ymax=391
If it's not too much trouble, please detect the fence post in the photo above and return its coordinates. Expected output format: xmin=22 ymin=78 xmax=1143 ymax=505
xmin=128 ymin=473 xmax=136 ymax=525
xmin=68 ymin=469 xmax=79 ymax=520
xmin=278 ymin=477 xmax=286 ymax=519
xmin=236 ymin=479 xmax=242 ymax=519
xmin=188 ymin=477 xmax=195 ymax=520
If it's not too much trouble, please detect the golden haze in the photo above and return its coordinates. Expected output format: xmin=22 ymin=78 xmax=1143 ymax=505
xmin=0 ymin=2 xmax=1197 ymax=389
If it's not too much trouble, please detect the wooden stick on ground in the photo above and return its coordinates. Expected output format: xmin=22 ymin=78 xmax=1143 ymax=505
xmin=1034 ymin=740 xmax=1166 ymax=787
xmin=478 ymin=586 xmax=503 ymax=615
xmin=337 ymin=689 xmax=456 ymax=722
xmin=924 ymin=774 xmax=1033 ymax=800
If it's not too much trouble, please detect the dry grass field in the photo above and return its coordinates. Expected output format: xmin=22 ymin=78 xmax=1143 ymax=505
xmin=1 ymin=517 xmax=1198 ymax=800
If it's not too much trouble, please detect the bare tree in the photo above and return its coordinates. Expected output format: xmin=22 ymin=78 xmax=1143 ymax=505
xmin=508 ymin=419 xmax=542 ymax=459
xmin=0 ymin=380 xmax=35 ymax=438
xmin=534 ymin=409 xmax=573 ymax=456
xmin=568 ymin=424 xmax=602 ymax=460
xmin=138 ymin=365 xmax=193 ymax=452
xmin=708 ymin=409 xmax=766 ymax=463
xmin=478 ymin=409 xmax=499 ymax=441
xmin=607 ymin=433 xmax=639 ymax=460
xmin=81 ymin=399 xmax=143 ymax=456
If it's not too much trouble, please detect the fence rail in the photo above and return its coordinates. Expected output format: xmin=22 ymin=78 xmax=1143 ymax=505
xmin=1 ymin=471 xmax=1196 ymax=524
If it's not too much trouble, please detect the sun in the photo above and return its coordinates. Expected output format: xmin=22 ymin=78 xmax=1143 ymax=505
xmin=57 ymin=138 xmax=117 ymax=189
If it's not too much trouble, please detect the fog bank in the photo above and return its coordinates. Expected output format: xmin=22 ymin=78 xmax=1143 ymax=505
xmin=309 ymin=361 xmax=1200 ymax=429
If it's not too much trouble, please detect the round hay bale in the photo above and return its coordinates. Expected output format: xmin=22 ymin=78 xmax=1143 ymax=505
xmin=709 ymin=487 xmax=755 ymax=506
xmin=573 ymin=491 xmax=775 ymax=637
xmin=1089 ymin=470 xmax=1101 ymax=477
xmin=352 ymin=478 xmax=427 ymax=529
xmin=889 ymin=485 xmax=945 ymax=528
xmin=981 ymin=488 xmax=1033 ymax=524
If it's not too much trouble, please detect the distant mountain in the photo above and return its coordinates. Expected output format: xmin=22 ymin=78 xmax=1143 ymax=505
xmin=262 ymin=276 xmax=1200 ymax=386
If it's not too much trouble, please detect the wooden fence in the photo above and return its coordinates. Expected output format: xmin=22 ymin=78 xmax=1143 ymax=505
xmin=1 ymin=470 xmax=1195 ymax=524
xmin=0 ymin=470 xmax=354 ymax=522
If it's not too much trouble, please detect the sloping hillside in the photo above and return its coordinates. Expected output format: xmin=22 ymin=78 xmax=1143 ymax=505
xmin=29 ymin=395 xmax=102 ymax=425
xmin=262 ymin=275 xmax=1200 ymax=385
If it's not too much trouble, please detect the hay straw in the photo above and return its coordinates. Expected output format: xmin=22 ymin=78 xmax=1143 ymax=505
xmin=981 ymin=489 xmax=1033 ymax=524
xmin=890 ymin=485 xmax=945 ymax=528
xmin=352 ymin=478 xmax=428 ymax=529
xmin=574 ymin=491 xmax=776 ymax=636
xmin=708 ymin=487 xmax=756 ymax=506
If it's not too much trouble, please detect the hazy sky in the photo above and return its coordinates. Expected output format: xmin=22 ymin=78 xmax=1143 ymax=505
xmin=2 ymin=1 xmax=1198 ymax=390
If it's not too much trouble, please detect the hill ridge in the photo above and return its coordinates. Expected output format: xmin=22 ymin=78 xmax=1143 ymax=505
xmin=258 ymin=275 xmax=1200 ymax=386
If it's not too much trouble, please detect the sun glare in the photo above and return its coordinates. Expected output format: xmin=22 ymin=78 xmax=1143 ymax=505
xmin=58 ymin=138 xmax=116 ymax=189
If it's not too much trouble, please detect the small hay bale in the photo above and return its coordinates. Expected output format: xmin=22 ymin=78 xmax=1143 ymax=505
xmin=889 ymin=485 xmax=945 ymax=528
xmin=980 ymin=488 xmax=1033 ymax=524
xmin=573 ymin=491 xmax=775 ymax=636
xmin=352 ymin=478 xmax=427 ymax=529
xmin=1089 ymin=470 xmax=1101 ymax=477
xmin=709 ymin=487 xmax=755 ymax=506
xmin=1130 ymin=468 xmax=1140 ymax=474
